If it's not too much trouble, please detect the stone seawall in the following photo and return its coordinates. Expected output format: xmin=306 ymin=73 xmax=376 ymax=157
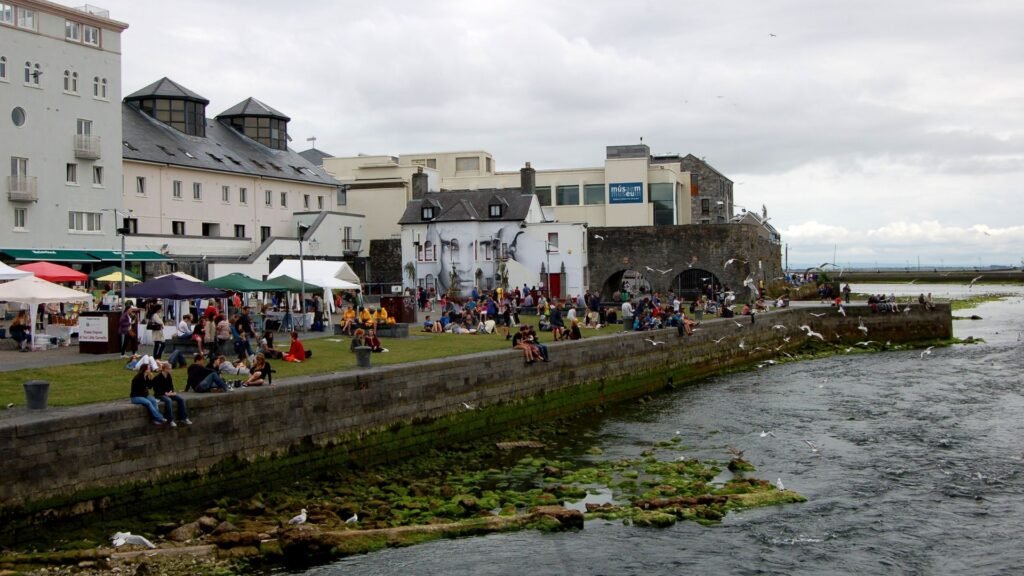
xmin=0 ymin=304 xmax=951 ymax=540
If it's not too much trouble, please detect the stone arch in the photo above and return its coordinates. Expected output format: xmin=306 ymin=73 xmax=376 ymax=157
xmin=672 ymin=268 xmax=720 ymax=300
xmin=599 ymin=268 xmax=652 ymax=301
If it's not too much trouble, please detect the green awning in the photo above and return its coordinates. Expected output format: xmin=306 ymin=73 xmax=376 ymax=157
xmin=205 ymin=273 xmax=288 ymax=292
xmin=266 ymin=275 xmax=321 ymax=292
xmin=87 ymin=250 xmax=170 ymax=262
xmin=0 ymin=249 xmax=99 ymax=262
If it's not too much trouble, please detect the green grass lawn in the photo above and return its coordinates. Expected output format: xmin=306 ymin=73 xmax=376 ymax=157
xmin=0 ymin=315 xmax=557 ymax=407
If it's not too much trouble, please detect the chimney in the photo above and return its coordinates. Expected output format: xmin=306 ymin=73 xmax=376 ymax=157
xmin=520 ymin=162 xmax=536 ymax=196
xmin=412 ymin=166 xmax=428 ymax=200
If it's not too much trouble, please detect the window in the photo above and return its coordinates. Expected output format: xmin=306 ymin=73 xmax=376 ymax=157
xmin=535 ymin=186 xmax=551 ymax=206
xmin=280 ymin=191 xmax=287 ymax=207
xmin=24 ymin=62 xmax=39 ymax=85
xmin=11 ymin=156 xmax=28 ymax=178
xmin=260 ymin=226 xmax=271 ymax=242
xmin=423 ymin=241 xmax=434 ymax=261
xmin=76 ymin=118 xmax=92 ymax=136
xmin=239 ymin=187 xmax=248 ymax=204
xmin=317 ymin=195 xmax=324 ymax=210
xmin=701 ymin=198 xmax=710 ymax=215
xmin=15 ymin=6 xmax=34 ymax=29
xmin=135 ymin=176 xmax=145 ymax=195
xmin=221 ymin=185 xmax=230 ymax=203
xmin=0 ymin=3 xmax=11 ymax=24
xmin=489 ymin=204 xmax=502 ymax=218
xmin=226 ymin=116 xmax=289 ymax=150
xmin=83 ymin=25 xmax=99 ymax=46
xmin=421 ymin=206 xmax=435 ymax=220
xmin=547 ymin=232 xmax=559 ymax=250
xmin=65 ymin=20 xmax=80 ymax=41
xmin=92 ymin=76 xmax=99 ymax=96
xmin=68 ymin=211 xmax=102 ymax=232
xmin=0 ymin=56 xmax=6 ymax=80
xmin=649 ymin=183 xmax=675 ymax=226
xmin=63 ymin=70 xmax=70 ymax=91
xmin=264 ymin=189 xmax=272 ymax=206
xmin=455 ymin=156 xmax=480 ymax=172
xmin=172 ymin=221 xmax=185 ymax=235
xmin=11 ymin=106 xmax=24 ymax=126
xmin=65 ymin=163 xmax=77 ymax=184
xmin=337 ymin=186 xmax=347 ymax=206
xmin=123 ymin=218 xmax=138 ymax=234
xmin=412 ymin=158 xmax=437 ymax=169
xmin=202 ymin=222 xmax=219 ymax=237
xmin=234 ymin=224 xmax=245 ymax=238
xmin=135 ymin=97 xmax=206 ymax=137
xmin=584 ymin=184 xmax=605 ymax=205
xmin=92 ymin=165 xmax=103 ymax=185
xmin=13 ymin=207 xmax=26 ymax=229
xmin=303 ymin=194 xmax=310 ymax=209
xmin=172 ymin=180 xmax=182 ymax=199
xmin=486 ymin=157 xmax=492 ymax=173
xmin=555 ymin=185 xmax=579 ymax=206
xmin=100 ymin=78 xmax=107 ymax=98
xmin=192 ymin=182 xmax=202 ymax=200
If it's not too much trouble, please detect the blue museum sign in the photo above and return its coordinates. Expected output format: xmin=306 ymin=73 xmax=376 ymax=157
xmin=609 ymin=182 xmax=643 ymax=204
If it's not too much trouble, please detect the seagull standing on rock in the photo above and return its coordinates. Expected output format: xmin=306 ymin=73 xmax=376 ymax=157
xmin=288 ymin=508 xmax=308 ymax=525
xmin=346 ymin=513 xmax=359 ymax=524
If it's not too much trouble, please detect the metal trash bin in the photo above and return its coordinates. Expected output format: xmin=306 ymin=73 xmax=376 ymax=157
xmin=354 ymin=346 xmax=372 ymax=368
xmin=23 ymin=380 xmax=50 ymax=410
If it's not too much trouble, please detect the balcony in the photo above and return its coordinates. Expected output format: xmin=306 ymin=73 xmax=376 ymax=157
xmin=342 ymin=239 xmax=362 ymax=255
xmin=7 ymin=176 xmax=38 ymax=202
xmin=73 ymin=135 xmax=102 ymax=159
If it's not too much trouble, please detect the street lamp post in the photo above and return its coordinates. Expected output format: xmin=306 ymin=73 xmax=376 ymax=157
xmin=104 ymin=208 xmax=132 ymax=308
xmin=298 ymin=224 xmax=306 ymax=331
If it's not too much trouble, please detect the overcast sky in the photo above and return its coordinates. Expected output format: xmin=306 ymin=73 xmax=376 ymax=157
xmin=100 ymin=0 xmax=1024 ymax=268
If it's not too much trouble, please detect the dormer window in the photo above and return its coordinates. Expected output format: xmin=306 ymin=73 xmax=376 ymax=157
xmin=124 ymin=78 xmax=209 ymax=137
xmin=216 ymin=97 xmax=290 ymax=151
xmin=488 ymin=204 xmax=502 ymax=218
xmin=421 ymin=206 xmax=435 ymax=220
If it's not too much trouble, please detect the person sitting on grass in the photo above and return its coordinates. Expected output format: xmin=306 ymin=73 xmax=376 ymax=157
xmin=422 ymin=315 xmax=435 ymax=332
xmin=567 ymin=319 xmax=583 ymax=341
xmin=130 ymin=362 xmax=168 ymax=426
xmin=259 ymin=331 xmax=284 ymax=360
xmin=365 ymin=327 xmax=388 ymax=352
xmin=153 ymin=361 xmax=190 ymax=426
xmin=9 ymin=310 xmax=31 ymax=352
xmin=283 ymin=331 xmax=309 ymax=363
xmin=185 ymin=354 xmax=230 ymax=393
xmin=350 ymin=328 xmax=368 ymax=352
xmin=244 ymin=353 xmax=270 ymax=386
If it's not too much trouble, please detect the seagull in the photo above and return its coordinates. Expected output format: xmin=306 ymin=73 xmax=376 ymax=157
xmin=844 ymin=347 xmax=854 ymax=353
xmin=593 ymin=234 xmax=605 ymax=240
xmin=656 ymin=268 xmax=673 ymax=275
xmin=288 ymin=508 xmax=308 ymax=525
xmin=645 ymin=338 xmax=666 ymax=346
xmin=769 ymin=33 xmax=777 ymax=37
xmin=760 ymin=430 xmax=776 ymax=438
xmin=733 ymin=320 xmax=744 ymax=329
xmin=738 ymin=339 xmax=747 ymax=350
xmin=803 ymin=440 xmax=819 ymax=454
xmin=776 ymin=478 xmax=785 ymax=491
xmin=772 ymin=324 xmax=787 ymax=331
xmin=782 ymin=336 xmax=791 ymax=343
xmin=712 ymin=337 xmax=727 ymax=344
xmin=800 ymin=325 xmax=825 ymax=341
xmin=810 ymin=312 xmax=826 ymax=318
xmin=838 ymin=306 xmax=846 ymax=317
xmin=345 ymin=513 xmax=359 ymax=524
xmin=645 ymin=266 xmax=655 ymax=272
xmin=462 ymin=402 xmax=475 ymax=410
xmin=908 ymin=279 xmax=917 ymax=285
xmin=968 ymin=275 xmax=983 ymax=288
xmin=688 ymin=255 xmax=699 ymax=268
xmin=743 ymin=274 xmax=757 ymax=292
xmin=110 ymin=532 xmax=156 ymax=549
xmin=920 ymin=346 xmax=935 ymax=359
xmin=5 ymin=403 xmax=13 ymax=409
xmin=855 ymin=340 xmax=876 ymax=347
xmin=727 ymin=446 xmax=745 ymax=458
xmin=724 ymin=258 xmax=745 ymax=268
xmin=858 ymin=319 xmax=869 ymax=335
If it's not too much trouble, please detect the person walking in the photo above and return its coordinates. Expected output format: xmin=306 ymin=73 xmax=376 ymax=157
xmin=148 ymin=304 xmax=166 ymax=359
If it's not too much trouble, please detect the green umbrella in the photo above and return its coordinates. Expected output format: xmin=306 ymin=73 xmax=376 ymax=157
xmin=205 ymin=272 xmax=289 ymax=292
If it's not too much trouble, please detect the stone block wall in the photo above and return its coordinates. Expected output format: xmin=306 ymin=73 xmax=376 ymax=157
xmin=0 ymin=304 xmax=951 ymax=536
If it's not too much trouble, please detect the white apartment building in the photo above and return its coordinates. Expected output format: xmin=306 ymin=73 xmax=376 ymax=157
xmin=120 ymin=78 xmax=364 ymax=278
xmin=0 ymin=0 xmax=127 ymax=261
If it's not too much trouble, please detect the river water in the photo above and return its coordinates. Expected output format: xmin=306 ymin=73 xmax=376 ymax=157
xmin=302 ymin=284 xmax=1024 ymax=576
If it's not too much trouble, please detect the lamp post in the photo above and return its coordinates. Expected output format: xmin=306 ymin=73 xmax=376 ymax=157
xmin=298 ymin=224 xmax=306 ymax=331
xmin=103 ymin=208 xmax=132 ymax=308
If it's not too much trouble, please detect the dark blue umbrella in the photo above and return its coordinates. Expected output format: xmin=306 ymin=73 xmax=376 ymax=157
xmin=125 ymin=275 xmax=227 ymax=299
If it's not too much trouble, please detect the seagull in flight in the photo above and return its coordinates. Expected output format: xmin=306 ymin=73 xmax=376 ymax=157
xmin=760 ymin=430 xmax=776 ymax=438
xmin=810 ymin=312 xmax=826 ymax=318
xmin=645 ymin=266 xmax=655 ymax=272
xmin=769 ymin=33 xmax=777 ymax=37
xmin=462 ymin=402 xmax=475 ymax=410
xmin=593 ymin=234 xmax=605 ymax=240
xmin=738 ymin=339 xmax=747 ymax=350
xmin=908 ymin=279 xmax=917 ymax=285
xmin=724 ymin=258 xmax=746 ymax=268
xmin=858 ymin=318 xmax=869 ymax=335
xmin=838 ymin=306 xmax=846 ymax=317
xmin=712 ymin=336 xmax=727 ymax=344
xmin=855 ymin=340 xmax=876 ymax=347
xmin=288 ymin=508 xmax=308 ymax=525
xmin=782 ymin=336 xmax=791 ymax=343
xmin=800 ymin=325 xmax=825 ymax=341
xmin=968 ymin=275 xmax=983 ymax=288
xmin=656 ymin=268 xmax=673 ymax=275
xmin=803 ymin=440 xmax=819 ymax=454
xmin=920 ymin=346 xmax=935 ymax=359
xmin=645 ymin=338 xmax=666 ymax=346
xmin=733 ymin=320 xmax=744 ymax=328
xmin=111 ymin=532 xmax=156 ymax=549
xmin=772 ymin=324 xmax=787 ymax=331
xmin=743 ymin=274 xmax=757 ymax=292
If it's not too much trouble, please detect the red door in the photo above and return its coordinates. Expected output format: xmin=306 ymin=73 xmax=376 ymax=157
xmin=548 ymin=273 xmax=563 ymax=301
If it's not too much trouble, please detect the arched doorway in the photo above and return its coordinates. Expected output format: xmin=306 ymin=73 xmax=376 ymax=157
xmin=599 ymin=269 xmax=652 ymax=301
xmin=673 ymin=268 xmax=720 ymax=300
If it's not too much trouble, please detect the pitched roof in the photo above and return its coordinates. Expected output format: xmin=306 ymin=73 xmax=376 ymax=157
xmin=681 ymin=154 xmax=732 ymax=182
xmin=398 ymin=188 xmax=535 ymax=225
xmin=298 ymin=148 xmax=333 ymax=166
xmin=124 ymin=77 xmax=209 ymax=104
xmin=121 ymin=104 xmax=340 ymax=187
xmin=217 ymin=97 xmax=290 ymax=121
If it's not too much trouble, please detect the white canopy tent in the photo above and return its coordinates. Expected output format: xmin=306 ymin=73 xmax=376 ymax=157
xmin=269 ymin=260 xmax=361 ymax=326
xmin=0 ymin=261 xmax=32 ymax=281
xmin=0 ymin=275 xmax=93 ymax=350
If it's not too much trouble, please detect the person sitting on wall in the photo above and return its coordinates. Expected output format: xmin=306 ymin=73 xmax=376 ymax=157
xmin=358 ymin=307 xmax=373 ymax=329
xmin=130 ymin=361 xmax=169 ymax=426
xmin=512 ymin=325 xmax=543 ymax=364
xmin=283 ymin=331 xmax=309 ymax=362
xmin=153 ymin=361 xmax=190 ymax=426
xmin=526 ymin=326 xmax=550 ymax=362
xmin=567 ymin=319 xmax=583 ymax=341
xmin=373 ymin=306 xmax=396 ymax=326
xmin=341 ymin=306 xmax=357 ymax=335
xmin=185 ymin=354 xmax=230 ymax=393
xmin=175 ymin=314 xmax=194 ymax=342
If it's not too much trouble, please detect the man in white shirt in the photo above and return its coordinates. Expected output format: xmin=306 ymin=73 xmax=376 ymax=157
xmin=175 ymin=314 xmax=193 ymax=340
xmin=621 ymin=300 xmax=634 ymax=329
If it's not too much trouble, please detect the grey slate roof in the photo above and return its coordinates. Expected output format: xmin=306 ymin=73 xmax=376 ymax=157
xmin=298 ymin=148 xmax=333 ymax=166
xmin=398 ymin=188 xmax=534 ymax=225
xmin=124 ymin=77 xmax=209 ymax=104
xmin=217 ymin=97 xmax=290 ymax=121
xmin=121 ymin=104 xmax=340 ymax=187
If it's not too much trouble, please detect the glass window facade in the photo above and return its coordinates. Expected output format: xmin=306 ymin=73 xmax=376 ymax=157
xmin=649 ymin=183 xmax=675 ymax=226
xmin=136 ymin=98 xmax=206 ymax=136
xmin=535 ymin=186 xmax=551 ymax=206
xmin=556 ymin=185 xmax=579 ymax=206
xmin=584 ymin=184 xmax=605 ymax=205
xmin=227 ymin=116 xmax=287 ymax=150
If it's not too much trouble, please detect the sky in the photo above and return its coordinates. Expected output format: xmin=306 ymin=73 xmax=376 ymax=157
xmin=97 ymin=0 xmax=1024 ymax=268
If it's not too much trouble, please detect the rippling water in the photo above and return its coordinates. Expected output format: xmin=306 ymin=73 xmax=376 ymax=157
xmin=302 ymin=287 xmax=1024 ymax=576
